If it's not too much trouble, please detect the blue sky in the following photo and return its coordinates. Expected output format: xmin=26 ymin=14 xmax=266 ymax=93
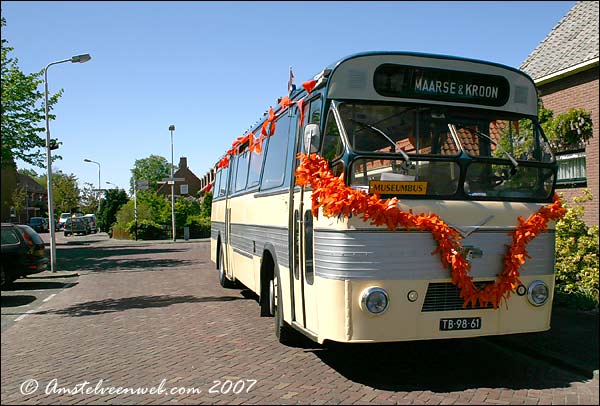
xmin=2 ymin=1 xmax=575 ymax=193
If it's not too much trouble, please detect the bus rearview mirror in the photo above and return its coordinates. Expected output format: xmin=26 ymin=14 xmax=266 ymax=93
xmin=304 ymin=124 xmax=321 ymax=153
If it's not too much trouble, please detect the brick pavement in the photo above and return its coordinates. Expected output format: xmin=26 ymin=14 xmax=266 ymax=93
xmin=1 ymin=238 xmax=598 ymax=405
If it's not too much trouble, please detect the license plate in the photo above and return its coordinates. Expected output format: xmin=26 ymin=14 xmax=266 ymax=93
xmin=439 ymin=317 xmax=481 ymax=331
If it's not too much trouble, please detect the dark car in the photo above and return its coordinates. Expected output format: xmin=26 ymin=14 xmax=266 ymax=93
xmin=27 ymin=217 xmax=48 ymax=233
xmin=1 ymin=223 xmax=28 ymax=287
xmin=15 ymin=225 xmax=49 ymax=276
xmin=64 ymin=217 xmax=90 ymax=236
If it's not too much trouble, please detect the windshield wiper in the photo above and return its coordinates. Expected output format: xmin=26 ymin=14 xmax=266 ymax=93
xmin=350 ymin=119 xmax=413 ymax=168
xmin=453 ymin=124 xmax=519 ymax=175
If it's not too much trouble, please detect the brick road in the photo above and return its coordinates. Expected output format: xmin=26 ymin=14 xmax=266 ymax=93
xmin=1 ymin=236 xmax=598 ymax=404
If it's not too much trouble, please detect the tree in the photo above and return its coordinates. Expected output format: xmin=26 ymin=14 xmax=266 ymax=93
xmin=129 ymin=155 xmax=173 ymax=194
xmin=1 ymin=17 xmax=63 ymax=169
xmin=97 ymin=188 xmax=129 ymax=234
xmin=17 ymin=168 xmax=39 ymax=178
xmin=79 ymin=182 xmax=99 ymax=214
xmin=200 ymin=191 xmax=212 ymax=218
xmin=11 ymin=186 xmax=26 ymax=223
xmin=37 ymin=170 xmax=81 ymax=215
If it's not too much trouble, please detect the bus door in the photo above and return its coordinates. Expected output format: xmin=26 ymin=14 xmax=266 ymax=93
xmin=290 ymin=98 xmax=322 ymax=335
xmin=223 ymin=161 xmax=234 ymax=281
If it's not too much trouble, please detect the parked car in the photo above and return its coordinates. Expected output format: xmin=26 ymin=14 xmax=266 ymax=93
xmin=58 ymin=213 xmax=71 ymax=230
xmin=1 ymin=223 xmax=27 ymax=287
xmin=27 ymin=217 xmax=48 ymax=233
xmin=15 ymin=225 xmax=48 ymax=276
xmin=83 ymin=214 xmax=98 ymax=233
xmin=64 ymin=217 xmax=90 ymax=236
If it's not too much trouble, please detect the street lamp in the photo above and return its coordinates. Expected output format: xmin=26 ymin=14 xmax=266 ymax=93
xmin=169 ymin=124 xmax=176 ymax=242
xmin=45 ymin=53 xmax=91 ymax=273
xmin=83 ymin=159 xmax=101 ymax=213
xmin=106 ymin=181 xmax=117 ymax=189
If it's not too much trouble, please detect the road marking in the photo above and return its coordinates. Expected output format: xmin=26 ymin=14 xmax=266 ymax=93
xmin=14 ymin=309 xmax=36 ymax=322
xmin=43 ymin=294 xmax=56 ymax=302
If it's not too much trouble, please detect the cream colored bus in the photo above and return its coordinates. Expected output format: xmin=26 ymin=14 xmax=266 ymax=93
xmin=211 ymin=52 xmax=563 ymax=346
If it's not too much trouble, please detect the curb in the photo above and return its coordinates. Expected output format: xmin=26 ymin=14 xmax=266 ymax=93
xmin=26 ymin=272 xmax=79 ymax=279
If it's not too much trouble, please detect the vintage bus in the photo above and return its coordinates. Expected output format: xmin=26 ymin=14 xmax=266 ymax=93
xmin=210 ymin=51 xmax=563 ymax=345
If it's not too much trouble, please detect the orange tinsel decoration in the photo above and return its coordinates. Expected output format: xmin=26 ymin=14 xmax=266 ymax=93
xmin=295 ymin=153 xmax=566 ymax=309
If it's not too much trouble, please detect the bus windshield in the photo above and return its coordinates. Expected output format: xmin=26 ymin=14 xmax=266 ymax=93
xmin=335 ymin=102 xmax=556 ymax=200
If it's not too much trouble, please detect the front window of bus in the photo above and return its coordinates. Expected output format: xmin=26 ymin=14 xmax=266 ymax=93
xmin=450 ymin=113 xmax=555 ymax=199
xmin=332 ymin=102 xmax=555 ymax=200
xmin=338 ymin=102 xmax=461 ymax=196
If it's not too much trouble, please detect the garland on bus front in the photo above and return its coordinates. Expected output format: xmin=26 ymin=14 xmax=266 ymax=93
xmin=295 ymin=153 xmax=566 ymax=309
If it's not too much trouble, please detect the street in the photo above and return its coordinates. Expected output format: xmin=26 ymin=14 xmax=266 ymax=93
xmin=1 ymin=233 xmax=598 ymax=405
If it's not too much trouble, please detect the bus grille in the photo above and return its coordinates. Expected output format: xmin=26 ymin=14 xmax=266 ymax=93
xmin=421 ymin=281 xmax=495 ymax=312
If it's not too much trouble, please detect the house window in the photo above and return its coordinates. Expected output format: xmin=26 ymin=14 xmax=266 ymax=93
xmin=556 ymin=151 xmax=586 ymax=186
xmin=180 ymin=184 xmax=189 ymax=194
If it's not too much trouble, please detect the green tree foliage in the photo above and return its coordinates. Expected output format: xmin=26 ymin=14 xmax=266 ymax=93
xmin=200 ymin=192 xmax=212 ymax=218
xmin=79 ymin=182 xmax=99 ymax=214
xmin=545 ymin=108 xmax=593 ymax=152
xmin=137 ymin=190 xmax=171 ymax=224
xmin=17 ymin=168 xmax=39 ymax=178
xmin=10 ymin=186 xmax=27 ymax=222
xmin=129 ymin=155 xmax=173 ymax=194
xmin=1 ymin=17 xmax=63 ymax=168
xmin=555 ymin=190 xmax=599 ymax=310
xmin=97 ymin=188 xmax=128 ymax=234
xmin=35 ymin=170 xmax=81 ymax=215
xmin=174 ymin=197 xmax=202 ymax=229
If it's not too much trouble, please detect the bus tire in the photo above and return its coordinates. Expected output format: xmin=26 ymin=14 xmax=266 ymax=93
xmin=218 ymin=244 xmax=236 ymax=289
xmin=273 ymin=271 xmax=299 ymax=346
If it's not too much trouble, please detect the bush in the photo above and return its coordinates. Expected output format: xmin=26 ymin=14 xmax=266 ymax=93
xmin=554 ymin=190 xmax=599 ymax=310
xmin=184 ymin=215 xmax=211 ymax=238
xmin=111 ymin=222 xmax=131 ymax=240
xmin=128 ymin=220 xmax=167 ymax=240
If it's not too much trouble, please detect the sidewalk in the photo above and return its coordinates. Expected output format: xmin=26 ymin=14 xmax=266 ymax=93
xmin=25 ymin=270 xmax=79 ymax=279
xmin=490 ymin=305 xmax=599 ymax=379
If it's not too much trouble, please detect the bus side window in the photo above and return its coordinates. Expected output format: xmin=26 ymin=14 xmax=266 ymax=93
xmin=247 ymin=140 xmax=265 ymax=189
xmin=234 ymin=150 xmax=250 ymax=192
xmin=219 ymin=166 xmax=229 ymax=197
xmin=213 ymin=170 xmax=221 ymax=198
xmin=261 ymin=113 xmax=292 ymax=190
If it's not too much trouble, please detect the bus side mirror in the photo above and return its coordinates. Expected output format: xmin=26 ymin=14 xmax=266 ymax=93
xmin=304 ymin=124 xmax=321 ymax=153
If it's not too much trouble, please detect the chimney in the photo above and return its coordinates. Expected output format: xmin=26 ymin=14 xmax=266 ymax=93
xmin=179 ymin=157 xmax=187 ymax=169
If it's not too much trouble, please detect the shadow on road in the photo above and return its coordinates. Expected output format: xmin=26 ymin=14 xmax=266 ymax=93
xmin=56 ymin=246 xmax=195 ymax=273
xmin=39 ymin=294 xmax=251 ymax=317
xmin=311 ymin=338 xmax=585 ymax=392
xmin=1 ymin=295 xmax=37 ymax=307
xmin=4 ymin=281 xmax=78 ymax=291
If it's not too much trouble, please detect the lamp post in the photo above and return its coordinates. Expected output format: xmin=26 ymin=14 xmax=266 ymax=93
xmin=45 ymin=53 xmax=91 ymax=273
xmin=105 ymin=181 xmax=117 ymax=189
xmin=169 ymin=124 xmax=176 ymax=242
xmin=83 ymin=159 xmax=101 ymax=214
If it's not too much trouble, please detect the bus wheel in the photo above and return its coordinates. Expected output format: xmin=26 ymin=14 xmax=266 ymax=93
xmin=218 ymin=244 xmax=236 ymax=289
xmin=273 ymin=272 xmax=299 ymax=346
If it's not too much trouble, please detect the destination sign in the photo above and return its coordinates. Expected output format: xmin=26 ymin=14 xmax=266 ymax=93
xmin=373 ymin=64 xmax=510 ymax=107
xmin=369 ymin=181 xmax=428 ymax=195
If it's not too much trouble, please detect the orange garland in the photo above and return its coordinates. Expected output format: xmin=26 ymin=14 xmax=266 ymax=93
xmin=295 ymin=153 xmax=566 ymax=309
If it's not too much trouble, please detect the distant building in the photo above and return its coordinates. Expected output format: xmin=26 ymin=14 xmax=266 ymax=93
xmin=520 ymin=1 xmax=599 ymax=226
xmin=16 ymin=173 xmax=48 ymax=222
xmin=0 ymin=162 xmax=18 ymax=222
xmin=157 ymin=157 xmax=202 ymax=197
xmin=0 ymin=163 xmax=47 ymax=223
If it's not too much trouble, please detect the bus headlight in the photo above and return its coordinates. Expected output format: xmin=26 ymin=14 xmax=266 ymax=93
xmin=360 ymin=287 xmax=389 ymax=315
xmin=527 ymin=280 xmax=549 ymax=306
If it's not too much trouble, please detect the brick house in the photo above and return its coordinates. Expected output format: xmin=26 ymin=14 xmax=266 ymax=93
xmin=157 ymin=157 xmax=202 ymax=197
xmin=520 ymin=1 xmax=599 ymax=226
xmin=16 ymin=172 xmax=48 ymax=222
